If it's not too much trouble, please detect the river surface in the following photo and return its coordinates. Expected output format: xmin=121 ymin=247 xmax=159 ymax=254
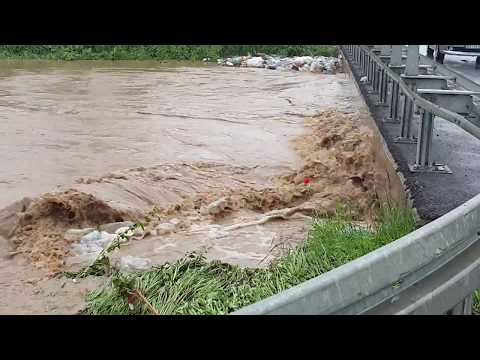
xmin=0 ymin=60 xmax=355 ymax=208
xmin=0 ymin=60 xmax=388 ymax=314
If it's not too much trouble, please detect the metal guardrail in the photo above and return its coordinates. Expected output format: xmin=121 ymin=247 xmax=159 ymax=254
xmin=344 ymin=45 xmax=480 ymax=174
xmin=232 ymin=45 xmax=480 ymax=315
xmin=233 ymin=180 xmax=480 ymax=315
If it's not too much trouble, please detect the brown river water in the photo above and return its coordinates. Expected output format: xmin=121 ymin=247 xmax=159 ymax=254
xmin=0 ymin=60 xmax=356 ymax=208
xmin=0 ymin=60 xmax=403 ymax=314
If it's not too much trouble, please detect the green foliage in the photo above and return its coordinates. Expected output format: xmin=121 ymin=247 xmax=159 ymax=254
xmin=0 ymin=45 xmax=338 ymax=61
xmin=83 ymin=206 xmax=415 ymax=315
xmin=474 ymin=290 xmax=480 ymax=315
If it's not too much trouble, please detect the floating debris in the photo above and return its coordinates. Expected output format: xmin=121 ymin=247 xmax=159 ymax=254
xmin=117 ymin=255 xmax=152 ymax=271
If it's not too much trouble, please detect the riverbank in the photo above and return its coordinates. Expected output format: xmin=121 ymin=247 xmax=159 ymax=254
xmin=83 ymin=207 xmax=415 ymax=315
xmin=0 ymin=59 xmax=410 ymax=314
xmin=0 ymin=107 xmax=407 ymax=314
xmin=0 ymin=45 xmax=338 ymax=61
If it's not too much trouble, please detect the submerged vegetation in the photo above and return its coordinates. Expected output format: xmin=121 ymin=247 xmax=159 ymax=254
xmin=0 ymin=45 xmax=338 ymax=61
xmin=83 ymin=206 xmax=415 ymax=315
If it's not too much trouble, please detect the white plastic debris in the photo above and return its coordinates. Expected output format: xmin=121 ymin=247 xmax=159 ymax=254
xmin=245 ymin=57 xmax=265 ymax=68
xmin=119 ymin=256 xmax=152 ymax=271
xmin=293 ymin=56 xmax=313 ymax=66
xmin=70 ymin=230 xmax=118 ymax=256
xmin=230 ymin=57 xmax=243 ymax=66
xmin=114 ymin=226 xmax=143 ymax=238
xmin=265 ymin=57 xmax=280 ymax=69
xmin=100 ymin=221 xmax=134 ymax=234
xmin=201 ymin=197 xmax=228 ymax=216
xmin=115 ymin=226 xmax=131 ymax=235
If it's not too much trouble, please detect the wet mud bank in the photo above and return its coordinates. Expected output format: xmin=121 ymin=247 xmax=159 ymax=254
xmin=340 ymin=48 xmax=415 ymax=218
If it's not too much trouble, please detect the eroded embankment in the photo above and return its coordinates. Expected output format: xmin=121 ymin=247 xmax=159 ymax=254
xmin=0 ymin=110 xmax=388 ymax=276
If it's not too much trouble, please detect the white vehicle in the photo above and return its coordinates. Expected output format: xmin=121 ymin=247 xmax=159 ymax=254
xmin=427 ymin=45 xmax=480 ymax=68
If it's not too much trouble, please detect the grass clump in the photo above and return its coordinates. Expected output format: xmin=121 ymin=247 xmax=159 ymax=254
xmin=83 ymin=206 xmax=415 ymax=315
xmin=474 ymin=291 xmax=480 ymax=315
xmin=0 ymin=45 xmax=338 ymax=61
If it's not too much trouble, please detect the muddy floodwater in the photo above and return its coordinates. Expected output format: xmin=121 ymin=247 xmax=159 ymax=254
xmin=0 ymin=59 xmax=398 ymax=314
xmin=0 ymin=60 xmax=356 ymax=208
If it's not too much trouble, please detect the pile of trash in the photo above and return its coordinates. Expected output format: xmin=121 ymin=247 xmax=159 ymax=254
xmin=213 ymin=54 xmax=343 ymax=74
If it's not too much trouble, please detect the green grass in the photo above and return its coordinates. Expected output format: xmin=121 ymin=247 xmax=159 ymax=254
xmin=0 ymin=45 xmax=338 ymax=61
xmin=83 ymin=206 xmax=415 ymax=315
xmin=474 ymin=291 xmax=480 ymax=315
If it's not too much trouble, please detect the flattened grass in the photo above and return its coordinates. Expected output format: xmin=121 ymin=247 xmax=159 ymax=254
xmin=83 ymin=206 xmax=416 ymax=315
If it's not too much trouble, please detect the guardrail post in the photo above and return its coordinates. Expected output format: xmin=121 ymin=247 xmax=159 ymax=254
xmin=366 ymin=55 xmax=371 ymax=82
xmin=376 ymin=69 xmax=389 ymax=107
xmin=376 ymin=67 xmax=381 ymax=94
xmin=384 ymin=80 xmax=400 ymax=123
xmin=384 ymin=45 xmax=403 ymax=124
xmin=372 ymin=45 xmax=382 ymax=55
xmin=382 ymin=71 xmax=388 ymax=103
xmin=361 ymin=49 xmax=366 ymax=75
xmin=383 ymin=71 xmax=389 ymax=104
xmin=374 ymin=64 xmax=380 ymax=94
xmin=405 ymin=45 xmax=420 ymax=76
xmin=446 ymin=295 xmax=473 ymax=315
xmin=376 ymin=69 xmax=385 ymax=105
xmin=371 ymin=58 xmax=376 ymax=85
xmin=363 ymin=50 xmax=368 ymax=76
xmin=390 ymin=45 xmax=402 ymax=66
xmin=372 ymin=62 xmax=377 ymax=92
xmin=368 ymin=60 xmax=379 ymax=94
xmin=395 ymin=96 xmax=417 ymax=143
xmin=382 ymin=70 xmax=387 ymax=103
xmin=416 ymin=109 xmax=433 ymax=167
xmin=380 ymin=45 xmax=392 ymax=56
xmin=409 ymin=109 xmax=452 ymax=173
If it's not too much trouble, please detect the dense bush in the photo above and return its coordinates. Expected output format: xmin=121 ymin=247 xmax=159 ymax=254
xmin=0 ymin=45 xmax=338 ymax=61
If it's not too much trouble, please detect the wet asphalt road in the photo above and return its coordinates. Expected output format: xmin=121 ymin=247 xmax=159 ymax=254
xmin=345 ymin=47 xmax=480 ymax=221
xmin=420 ymin=45 xmax=480 ymax=85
